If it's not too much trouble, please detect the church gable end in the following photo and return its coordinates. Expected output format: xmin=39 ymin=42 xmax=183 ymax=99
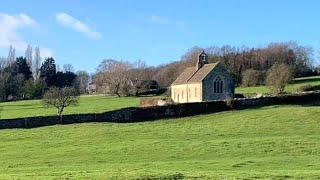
xmin=171 ymin=51 xmax=235 ymax=103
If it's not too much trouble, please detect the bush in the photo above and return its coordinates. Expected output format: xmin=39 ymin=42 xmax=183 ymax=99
xmin=297 ymin=85 xmax=320 ymax=92
xmin=242 ymin=69 xmax=265 ymax=87
xmin=266 ymin=63 xmax=293 ymax=94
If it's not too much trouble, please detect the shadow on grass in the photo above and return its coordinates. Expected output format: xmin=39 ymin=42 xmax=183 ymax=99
xmin=292 ymin=77 xmax=320 ymax=85
xmin=2 ymin=104 xmax=35 ymax=107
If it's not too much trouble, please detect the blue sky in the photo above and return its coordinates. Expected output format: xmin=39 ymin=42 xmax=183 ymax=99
xmin=0 ymin=0 xmax=319 ymax=72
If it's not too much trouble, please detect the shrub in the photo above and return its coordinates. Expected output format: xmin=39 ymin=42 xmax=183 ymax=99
xmin=266 ymin=63 xmax=293 ymax=94
xmin=242 ymin=69 xmax=265 ymax=87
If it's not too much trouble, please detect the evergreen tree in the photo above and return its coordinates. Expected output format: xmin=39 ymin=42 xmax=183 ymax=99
xmin=40 ymin=57 xmax=57 ymax=87
xmin=16 ymin=56 xmax=32 ymax=80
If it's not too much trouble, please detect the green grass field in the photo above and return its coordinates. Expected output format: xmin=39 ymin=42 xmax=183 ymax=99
xmin=0 ymin=96 xmax=141 ymax=119
xmin=0 ymin=105 xmax=319 ymax=179
xmin=236 ymin=75 xmax=320 ymax=94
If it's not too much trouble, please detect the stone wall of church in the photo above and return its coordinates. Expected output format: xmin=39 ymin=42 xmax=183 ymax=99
xmin=171 ymin=83 xmax=202 ymax=103
xmin=202 ymin=63 xmax=235 ymax=101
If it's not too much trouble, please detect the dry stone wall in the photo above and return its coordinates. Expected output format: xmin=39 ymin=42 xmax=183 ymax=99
xmin=0 ymin=92 xmax=319 ymax=129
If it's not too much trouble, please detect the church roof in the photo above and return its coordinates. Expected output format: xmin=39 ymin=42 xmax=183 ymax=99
xmin=171 ymin=62 xmax=220 ymax=85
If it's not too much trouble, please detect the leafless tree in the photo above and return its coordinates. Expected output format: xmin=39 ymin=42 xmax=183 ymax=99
xmin=76 ymin=70 xmax=90 ymax=94
xmin=63 ymin=64 xmax=75 ymax=72
xmin=0 ymin=57 xmax=7 ymax=70
xmin=7 ymin=45 xmax=15 ymax=64
xmin=42 ymin=87 xmax=79 ymax=121
xmin=33 ymin=47 xmax=41 ymax=81
xmin=128 ymin=60 xmax=152 ymax=96
xmin=25 ymin=44 xmax=33 ymax=68
xmin=96 ymin=59 xmax=132 ymax=96
xmin=152 ymin=47 xmax=203 ymax=87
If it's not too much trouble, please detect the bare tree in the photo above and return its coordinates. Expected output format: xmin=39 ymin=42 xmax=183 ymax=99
xmin=33 ymin=47 xmax=41 ymax=81
xmin=42 ymin=87 xmax=79 ymax=121
xmin=25 ymin=44 xmax=33 ymax=68
xmin=0 ymin=57 xmax=7 ymax=70
xmin=96 ymin=59 xmax=132 ymax=96
xmin=63 ymin=64 xmax=75 ymax=72
xmin=129 ymin=60 xmax=152 ymax=96
xmin=266 ymin=63 xmax=293 ymax=94
xmin=7 ymin=45 xmax=15 ymax=64
xmin=76 ymin=70 xmax=90 ymax=94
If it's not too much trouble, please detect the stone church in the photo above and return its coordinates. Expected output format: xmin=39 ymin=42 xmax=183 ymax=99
xmin=171 ymin=51 xmax=235 ymax=103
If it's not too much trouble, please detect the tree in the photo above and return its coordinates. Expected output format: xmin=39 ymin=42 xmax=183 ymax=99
xmin=42 ymin=87 xmax=79 ymax=121
xmin=96 ymin=59 xmax=132 ymax=96
xmin=16 ymin=56 xmax=32 ymax=80
xmin=63 ymin=64 xmax=74 ymax=73
xmin=40 ymin=57 xmax=57 ymax=87
xmin=0 ymin=57 xmax=7 ymax=70
xmin=128 ymin=60 xmax=152 ymax=96
xmin=33 ymin=47 xmax=41 ymax=81
xmin=25 ymin=44 xmax=33 ymax=68
xmin=75 ymin=70 xmax=90 ymax=94
xmin=0 ymin=72 xmax=9 ymax=101
xmin=7 ymin=45 xmax=15 ymax=64
xmin=55 ymin=71 xmax=77 ymax=88
xmin=241 ymin=69 xmax=265 ymax=87
xmin=266 ymin=63 xmax=293 ymax=94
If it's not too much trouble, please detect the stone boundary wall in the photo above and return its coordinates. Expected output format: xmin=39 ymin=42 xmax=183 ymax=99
xmin=140 ymin=98 xmax=168 ymax=107
xmin=0 ymin=92 xmax=319 ymax=129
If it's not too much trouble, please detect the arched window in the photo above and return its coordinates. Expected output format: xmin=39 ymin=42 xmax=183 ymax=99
xmin=214 ymin=76 xmax=224 ymax=93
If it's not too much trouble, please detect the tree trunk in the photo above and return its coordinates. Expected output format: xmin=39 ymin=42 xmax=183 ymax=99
xmin=58 ymin=107 xmax=64 ymax=123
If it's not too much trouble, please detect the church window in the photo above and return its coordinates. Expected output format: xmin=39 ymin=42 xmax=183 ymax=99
xmin=214 ymin=76 xmax=224 ymax=93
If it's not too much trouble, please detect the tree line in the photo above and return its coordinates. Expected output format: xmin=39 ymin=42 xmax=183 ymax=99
xmin=93 ymin=41 xmax=318 ymax=96
xmin=1 ymin=41 xmax=319 ymax=101
xmin=151 ymin=41 xmax=317 ymax=87
xmin=0 ymin=45 xmax=90 ymax=102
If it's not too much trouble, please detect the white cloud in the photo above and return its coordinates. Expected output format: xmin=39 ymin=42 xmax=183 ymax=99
xmin=0 ymin=13 xmax=53 ymax=57
xmin=56 ymin=12 xmax=102 ymax=39
xmin=40 ymin=47 xmax=53 ymax=57
xmin=149 ymin=14 xmax=169 ymax=24
xmin=0 ymin=13 xmax=36 ymax=49
xmin=147 ymin=14 xmax=187 ymax=30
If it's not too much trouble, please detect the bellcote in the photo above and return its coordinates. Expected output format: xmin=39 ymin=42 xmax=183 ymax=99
xmin=196 ymin=51 xmax=208 ymax=70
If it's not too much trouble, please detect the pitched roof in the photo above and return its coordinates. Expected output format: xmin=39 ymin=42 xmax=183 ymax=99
xmin=188 ymin=63 xmax=219 ymax=83
xmin=171 ymin=62 xmax=220 ymax=85
xmin=171 ymin=67 xmax=197 ymax=85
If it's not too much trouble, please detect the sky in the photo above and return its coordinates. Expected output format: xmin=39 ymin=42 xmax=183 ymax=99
xmin=0 ymin=0 xmax=320 ymax=73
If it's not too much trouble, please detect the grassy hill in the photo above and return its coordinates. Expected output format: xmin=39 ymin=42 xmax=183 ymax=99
xmin=236 ymin=75 xmax=320 ymax=94
xmin=0 ymin=105 xmax=319 ymax=179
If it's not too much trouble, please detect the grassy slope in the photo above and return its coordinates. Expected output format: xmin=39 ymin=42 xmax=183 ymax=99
xmin=0 ymin=105 xmax=319 ymax=179
xmin=236 ymin=75 xmax=320 ymax=94
xmin=0 ymin=96 xmax=140 ymax=119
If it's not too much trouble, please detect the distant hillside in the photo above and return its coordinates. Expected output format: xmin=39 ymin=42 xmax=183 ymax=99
xmin=236 ymin=75 xmax=320 ymax=94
